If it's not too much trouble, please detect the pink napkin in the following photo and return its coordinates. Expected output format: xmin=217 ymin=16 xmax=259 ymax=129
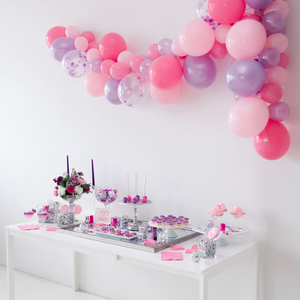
xmin=18 ymin=225 xmax=40 ymax=231
xmin=47 ymin=227 xmax=57 ymax=231
xmin=144 ymin=240 xmax=157 ymax=247
xmin=161 ymin=252 xmax=183 ymax=261
xmin=171 ymin=245 xmax=185 ymax=250
xmin=93 ymin=223 xmax=106 ymax=227
xmin=191 ymin=245 xmax=198 ymax=249
xmin=185 ymin=249 xmax=197 ymax=253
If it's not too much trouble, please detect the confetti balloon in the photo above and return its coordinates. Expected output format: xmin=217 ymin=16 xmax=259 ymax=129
xmin=62 ymin=50 xmax=88 ymax=78
xmin=196 ymin=0 xmax=220 ymax=31
xmin=118 ymin=73 xmax=149 ymax=107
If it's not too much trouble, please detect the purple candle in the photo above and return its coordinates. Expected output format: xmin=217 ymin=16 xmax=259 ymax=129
xmin=67 ymin=155 xmax=69 ymax=175
xmin=91 ymin=159 xmax=95 ymax=186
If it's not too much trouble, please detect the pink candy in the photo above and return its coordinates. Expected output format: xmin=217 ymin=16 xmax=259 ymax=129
xmin=73 ymin=205 xmax=82 ymax=214
xmin=231 ymin=206 xmax=243 ymax=214
xmin=209 ymin=206 xmax=224 ymax=216
xmin=207 ymin=227 xmax=218 ymax=239
xmin=60 ymin=205 xmax=69 ymax=212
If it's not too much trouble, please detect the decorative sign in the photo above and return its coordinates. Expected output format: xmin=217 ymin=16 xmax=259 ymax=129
xmin=94 ymin=208 xmax=111 ymax=224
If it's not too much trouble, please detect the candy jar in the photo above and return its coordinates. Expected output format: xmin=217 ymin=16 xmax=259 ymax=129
xmin=95 ymin=186 xmax=118 ymax=209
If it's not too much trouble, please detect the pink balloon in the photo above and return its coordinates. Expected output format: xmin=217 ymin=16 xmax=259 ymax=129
xmin=241 ymin=14 xmax=261 ymax=21
xmin=130 ymin=56 xmax=145 ymax=73
xmin=264 ymin=33 xmax=289 ymax=53
xmin=265 ymin=66 xmax=287 ymax=85
xmin=215 ymin=24 xmax=231 ymax=44
xmin=87 ymin=49 xmax=101 ymax=62
xmin=171 ymin=38 xmax=187 ymax=57
xmin=99 ymin=33 xmax=127 ymax=61
xmin=179 ymin=20 xmax=215 ymax=57
xmin=101 ymin=59 xmax=115 ymax=76
xmin=87 ymin=42 xmax=99 ymax=51
xmin=253 ymin=119 xmax=290 ymax=160
xmin=117 ymin=51 xmax=134 ymax=68
xmin=84 ymin=70 xmax=110 ymax=97
xmin=110 ymin=62 xmax=130 ymax=80
xmin=228 ymin=96 xmax=269 ymax=138
xmin=150 ymin=83 xmax=181 ymax=105
xmin=80 ymin=31 xmax=95 ymax=43
xmin=210 ymin=40 xmax=227 ymax=59
xmin=74 ymin=36 xmax=88 ymax=52
xmin=149 ymin=56 xmax=182 ymax=90
xmin=147 ymin=44 xmax=161 ymax=60
xmin=264 ymin=0 xmax=289 ymax=17
xmin=66 ymin=26 xmax=80 ymax=40
xmin=259 ymin=83 xmax=283 ymax=103
xmin=45 ymin=26 xmax=66 ymax=48
xmin=226 ymin=20 xmax=267 ymax=59
xmin=278 ymin=52 xmax=289 ymax=69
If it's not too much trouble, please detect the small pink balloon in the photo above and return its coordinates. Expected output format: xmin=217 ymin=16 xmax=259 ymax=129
xmin=264 ymin=0 xmax=289 ymax=17
xmin=65 ymin=25 xmax=80 ymax=40
xmin=265 ymin=66 xmax=287 ymax=85
xmin=210 ymin=40 xmax=227 ymax=59
xmin=60 ymin=205 xmax=69 ymax=212
xmin=87 ymin=42 xmax=99 ymax=51
xmin=215 ymin=24 xmax=231 ymax=44
xmin=80 ymin=31 xmax=95 ymax=43
xmin=110 ymin=62 xmax=130 ymax=80
xmin=73 ymin=205 xmax=82 ymax=214
xmin=117 ymin=51 xmax=134 ymax=68
xmin=147 ymin=43 xmax=161 ymax=60
xmin=278 ymin=52 xmax=289 ymax=69
xmin=264 ymin=33 xmax=289 ymax=53
xmin=171 ymin=38 xmax=187 ymax=57
xmin=241 ymin=14 xmax=261 ymax=21
xmin=259 ymin=83 xmax=283 ymax=103
xmin=84 ymin=70 xmax=110 ymax=97
xmin=150 ymin=83 xmax=181 ymax=105
xmin=101 ymin=59 xmax=115 ymax=76
xmin=130 ymin=56 xmax=145 ymax=73
xmin=74 ymin=36 xmax=88 ymax=52
xmin=87 ymin=49 xmax=101 ymax=62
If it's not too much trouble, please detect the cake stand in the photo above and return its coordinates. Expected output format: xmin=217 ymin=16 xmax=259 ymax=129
xmin=118 ymin=200 xmax=153 ymax=231
xmin=148 ymin=221 xmax=192 ymax=238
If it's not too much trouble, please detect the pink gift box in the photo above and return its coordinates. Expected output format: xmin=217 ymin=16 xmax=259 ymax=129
xmin=171 ymin=245 xmax=185 ymax=250
xmin=161 ymin=252 xmax=183 ymax=261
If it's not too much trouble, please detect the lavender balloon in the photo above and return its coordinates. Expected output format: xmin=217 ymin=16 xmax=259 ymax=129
xmin=50 ymin=37 xmax=76 ymax=62
xmin=259 ymin=48 xmax=280 ymax=69
xmin=263 ymin=11 xmax=285 ymax=33
xmin=90 ymin=58 xmax=103 ymax=73
xmin=183 ymin=55 xmax=216 ymax=89
xmin=104 ymin=77 xmax=122 ymax=105
xmin=226 ymin=59 xmax=266 ymax=97
xmin=269 ymin=102 xmax=290 ymax=122
xmin=267 ymin=26 xmax=286 ymax=37
xmin=158 ymin=38 xmax=176 ymax=57
xmin=140 ymin=59 xmax=153 ymax=77
xmin=118 ymin=73 xmax=149 ymax=107
xmin=62 ymin=50 xmax=88 ymax=78
xmin=245 ymin=0 xmax=272 ymax=9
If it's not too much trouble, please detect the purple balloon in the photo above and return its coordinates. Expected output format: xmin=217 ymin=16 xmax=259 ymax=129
xmin=245 ymin=0 xmax=272 ymax=9
xmin=259 ymin=48 xmax=280 ymax=69
xmin=183 ymin=55 xmax=216 ymax=89
xmin=226 ymin=59 xmax=266 ymax=97
xmin=158 ymin=38 xmax=176 ymax=57
xmin=267 ymin=26 xmax=286 ymax=37
xmin=262 ymin=11 xmax=285 ymax=33
xmin=140 ymin=59 xmax=153 ymax=77
xmin=90 ymin=58 xmax=103 ymax=73
xmin=104 ymin=77 xmax=122 ymax=105
xmin=268 ymin=102 xmax=290 ymax=122
xmin=50 ymin=37 xmax=76 ymax=62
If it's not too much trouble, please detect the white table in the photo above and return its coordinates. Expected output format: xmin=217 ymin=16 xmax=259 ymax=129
xmin=6 ymin=223 xmax=259 ymax=300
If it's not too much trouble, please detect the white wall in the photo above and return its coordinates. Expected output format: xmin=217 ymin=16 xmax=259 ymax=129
xmin=1 ymin=0 xmax=300 ymax=299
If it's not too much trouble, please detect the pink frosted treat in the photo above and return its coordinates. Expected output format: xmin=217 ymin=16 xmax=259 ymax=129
xmin=60 ymin=205 xmax=69 ymax=212
xmin=73 ymin=205 xmax=82 ymax=214
xmin=209 ymin=206 xmax=224 ymax=217
xmin=141 ymin=196 xmax=147 ymax=203
xmin=219 ymin=203 xmax=227 ymax=212
xmin=231 ymin=206 xmax=245 ymax=218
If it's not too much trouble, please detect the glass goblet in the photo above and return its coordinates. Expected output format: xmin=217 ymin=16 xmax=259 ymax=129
xmin=230 ymin=212 xmax=245 ymax=231
xmin=209 ymin=212 xmax=224 ymax=230
xmin=24 ymin=211 xmax=34 ymax=224
xmin=37 ymin=212 xmax=48 ymax=228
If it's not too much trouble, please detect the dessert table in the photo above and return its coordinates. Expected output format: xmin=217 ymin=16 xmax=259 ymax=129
xmin=6 ymin=223 xmax=259 ymax=300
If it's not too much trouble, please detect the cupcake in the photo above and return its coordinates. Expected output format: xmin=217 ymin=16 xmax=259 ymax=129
xmin=178 ymin=216 xmax=184 ymax=219
xmin=157 ymin=220 xmax=162 ymax=226
xmin=176 ymin=221 xmax=182 ymax=226
xmin=183 ymin=218 xmax=189 ymax=225
xmin=168 ymin=222 xmax=174 ymax=227
xmin=115 ymin=230 xmax=121 ymax=236
xmin=109 ymin=228 xmax=115 ymax=234
xmin=151 ymin=219 xmax=157 ymax=224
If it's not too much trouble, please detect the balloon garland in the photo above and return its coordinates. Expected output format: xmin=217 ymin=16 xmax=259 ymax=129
xmin=46 ymin=0 xmax=291 ymax=161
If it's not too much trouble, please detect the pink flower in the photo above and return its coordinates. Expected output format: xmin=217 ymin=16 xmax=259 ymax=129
xmin=66 ymin=186 xmax=75 ymax=194
xmin=78 ymin=178 xmax=87 ymax=184
xmin=86 ymin=186 xmax=90 ymax=192
xmin=53 ymin=188 xmax=58 ymax=197
xmin=70 ymin=176 xmax=80 ymax=183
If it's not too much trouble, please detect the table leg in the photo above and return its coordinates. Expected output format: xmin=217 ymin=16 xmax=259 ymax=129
xmin=6 ymin=228 xmax=15 ymax=300
xmin=199 ymin=274 xmax=208 ymax=300
xmin=253 ymin=250 xmax=260 ymax=300
xmin=71 ymin=251 xmax=79 ymax=292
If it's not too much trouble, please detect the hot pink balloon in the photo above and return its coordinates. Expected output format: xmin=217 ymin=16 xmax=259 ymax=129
xmin=264 ymin=1 xmax=289 ymax=17
xmin=99 ymin=33 xmax=127 ymax=61
xmin=110 ymin=62 xmax=130 ymax=80
xmin=210 ymin=40 xmax=227 ymax=59
xmin=265 ymin=66 xmax=287 ymax=85
xmin=228 ymin=96 xmax=269 ymax=138
xmin=264 ymin=33 xmax=289 ymax=53
xmin=74 ymin=36 xmax=88 ymax=52
xmin=171 ymin=38 xmax=187 ymax=57
xmin=101 ymin=59 xmax=115 ymax=76
xmin=259 ymin=83 xmax=283 ymax=103
xmin=278 ymin=52 xmax=289 ymax=69
xmin=130 ymin=56 xmax=145 ymax=73
xmin=150 ymin=83 xmax=181 ymax=105
xmin=179 ymin=20 xmax=215 ymax=57
xmin=226 ymin=20 xmax=267 ymax=59
xmin=87 ymin=49 xmax=101 ymax=62
xmin=84 ymin=70 xmax=110 ymax=97
xmin=45 ymin=26 xmax=66 ymax=48
xmin=147 ymin=44 xmax=161 ymax=60
xmin=80 ymin=31 xmax=95 ymax=43
xmin=87 ymin=42 xmax=99 ymax=51
xmin=118 ymin=51 xmax=134 ymax=68
xmin=66 ymin=26 xmax=80 ymax=40
xmin=215 ymin=24 xmax=231 ymax=44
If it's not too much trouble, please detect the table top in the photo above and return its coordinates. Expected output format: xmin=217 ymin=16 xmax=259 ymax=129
xmin=6 ymin=222 xmax=259 ymax=277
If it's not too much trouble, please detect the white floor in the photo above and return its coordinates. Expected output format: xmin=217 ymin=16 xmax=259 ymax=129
xmin=0 ymin=265 xmax=107 ymax=300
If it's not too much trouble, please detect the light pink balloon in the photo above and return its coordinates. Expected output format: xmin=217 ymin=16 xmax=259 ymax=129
xmin=179 ymin=20 xmax=215 ymax=57
xmin=87 ymin=42 xmax=99 ymax=51
xmin=87 ymin=49 xmax=101 ymax=62
xmin=264 ymin=33 xmax=288 ymax=53
xmin=65 ymin=26 xmax=80 ymax=40
xmin=130 ymin=56 xmax=145 ymax=73
xmin=265 ymin=66 xmax=287 ymax=85
xmin=150 ymin=83 xmax=181 ymax=105
xmin=226 ymin=20 xmax=267 ymax=59
xmin=264 ymin=1 xmax=289 ymax=17
xmin=101 ymin=59 xmax=115 ymax=76
xmin=84 ymin=70 xmax=110 ymax=97
xmin=74 ymin=36 xmax=88 ymax=52
xmin=110 ymin=62 xmax=130 ymax=80
xmin=215 ymin=24 xmax=231 ymax=44
xmin=241 ymin=14 xmax=261 ymax=21
xmin=117 ymin=51 xmax=134 ymax=68
xmin=171 ymin=38 xmax=187 ymax=57
xmin=80 ymin=31 xmax=95 ymax=43
xmin=228 ymin=96 xmax=269 ymax=138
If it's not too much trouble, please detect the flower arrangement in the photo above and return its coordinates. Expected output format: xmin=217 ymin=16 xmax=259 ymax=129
xmin=53 ymin=168 xmax=91 ymax=200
